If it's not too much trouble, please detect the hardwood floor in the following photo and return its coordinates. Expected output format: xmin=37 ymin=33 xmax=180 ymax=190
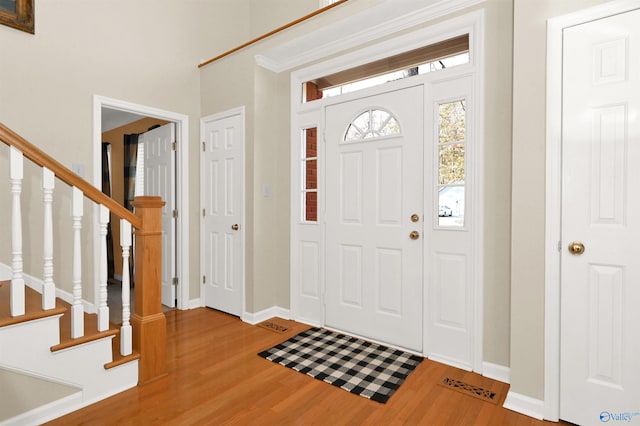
xmin=46 ymin=308 xmax=563 ymax=425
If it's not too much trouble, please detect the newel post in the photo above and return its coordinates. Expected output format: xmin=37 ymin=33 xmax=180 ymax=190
xmin=131 ymin=196 xmax=167 ymax=384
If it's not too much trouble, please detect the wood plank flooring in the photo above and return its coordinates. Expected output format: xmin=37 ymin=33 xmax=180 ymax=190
xmin=46 ymin=308 xmax=564 ymax=425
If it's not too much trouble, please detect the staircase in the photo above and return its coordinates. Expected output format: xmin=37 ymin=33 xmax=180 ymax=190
xmin=0 ymin=123 xmax=167 ymax=425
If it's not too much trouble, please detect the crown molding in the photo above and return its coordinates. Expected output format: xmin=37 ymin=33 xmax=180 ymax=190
xmin=255 ymin=0 xmax=485 ymax=73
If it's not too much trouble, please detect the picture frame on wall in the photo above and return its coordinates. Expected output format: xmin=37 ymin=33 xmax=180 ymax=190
xmin=0 ymin=0 xmax=34 ymax=34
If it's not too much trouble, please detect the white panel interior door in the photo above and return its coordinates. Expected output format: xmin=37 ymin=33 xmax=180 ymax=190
xmin=141 ymin=123 xmax=176 ymax=308
xmin=561 ymin=9 xmax=640 ymax=425
xmin=202 ymin=113 xmax=244 ymax=317
xmin=325 ymin=86 xmax=424 ymax=352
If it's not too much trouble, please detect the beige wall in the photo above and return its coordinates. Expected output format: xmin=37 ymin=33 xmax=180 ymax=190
xmin=510 ymin=0 xmax=611 ymax=400
xmin=249 ymin=0 xmax=317 ymax=38
xmin=199 ymin=0 xmax=317 ymax=313
xmin=200 ymin=0 xmax=514 ymax=372
xmin=0 ymin=0 xmax=244 ymax=300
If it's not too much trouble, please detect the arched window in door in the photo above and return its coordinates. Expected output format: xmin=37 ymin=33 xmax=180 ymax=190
xmin=344 ymin=108 xmax=401 ymax=142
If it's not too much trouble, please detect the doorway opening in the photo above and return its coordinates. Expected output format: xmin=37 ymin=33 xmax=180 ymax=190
xmin=93 ymin=95 xmax=190 ymax=317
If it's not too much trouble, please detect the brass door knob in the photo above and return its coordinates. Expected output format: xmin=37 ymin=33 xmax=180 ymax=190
xmin=409 ymin=230 xmax=420 ymax=240
xmin=568 ymin=242 xmax=585 ymax=255
xmin=411 ymin=214 xmax=420 ymax=223
xmin=231 ymin=224 xmax=240 ymax=231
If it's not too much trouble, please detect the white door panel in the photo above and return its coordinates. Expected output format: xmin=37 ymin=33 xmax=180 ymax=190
xmin=561 ymin=9 xmax=640 ymax=425
xmin=141 ymin=123 xmax=176 ymax=308
xmin=202 ymin=113 xmax=244 ymax=317
xmin=325 ymin=86 xmax=424 ymax=352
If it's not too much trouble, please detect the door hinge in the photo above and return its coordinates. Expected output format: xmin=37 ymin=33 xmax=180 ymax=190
xmin=172 ymin=209 xmax=178 ymax=218
xmin=202 ymin=208 xmax=206 ymax=217
xmin=172 ymin=141 xmax=177 ymax=151
xmin=202 ymin=275 xmax=206 ymax=284
xmin=172 ymin=277 xmax=179 ymax=285
xmin=202 ymin=141 xmax=206 ymax=152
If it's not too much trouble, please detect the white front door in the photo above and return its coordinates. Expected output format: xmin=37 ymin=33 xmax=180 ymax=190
xmin=325 ymin=86 xmax=424 ymax=352
xmin=561 ymin=9 xmax=640 ymax=425
xmin=201 ymin=111 xmax=244 ymax=317
xmin=141 ymin=123 xmax=176 ymax=308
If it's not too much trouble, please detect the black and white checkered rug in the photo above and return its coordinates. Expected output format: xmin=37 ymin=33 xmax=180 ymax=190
xmin=258 ymin=327 xmax=423 ymax=403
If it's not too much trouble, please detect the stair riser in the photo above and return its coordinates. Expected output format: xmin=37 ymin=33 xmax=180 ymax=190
xmin=0 ymin=314 xmax=137 ymax=404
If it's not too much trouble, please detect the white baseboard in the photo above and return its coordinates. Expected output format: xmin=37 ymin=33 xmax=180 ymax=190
xmin=0 ymin=262 xmax=11 ymax=280
xmin=482 ymin=362 xmax=510 ymax=384
xmin=188 ymin=298 xmax=203 ymax=310
xmin=18 ymin=269 xmax=97 ymax=314
xmin=503 ymin=391 xmax=544 ymax=420
xmin=242 ymin=306 xmax=291 ymax=325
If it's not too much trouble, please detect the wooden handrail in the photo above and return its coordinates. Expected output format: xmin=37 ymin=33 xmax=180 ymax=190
xmin=198 ymin=0 xmax=350 ymax=69
xmin=0 ymin=122 xmax=142 ymax=229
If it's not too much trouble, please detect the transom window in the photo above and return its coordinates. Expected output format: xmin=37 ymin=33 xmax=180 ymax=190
xmin=302 ymin=34 xmax=469 ymax=103
xmin=344 ymin=109 xmax=400 ymax=142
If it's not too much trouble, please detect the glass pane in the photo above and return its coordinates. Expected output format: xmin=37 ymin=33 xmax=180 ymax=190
xmin=439 ymin=100 xmax=466 ymax=143
xmin=345 ymin=124 xmax=362 ymax=141
xmin=438 ymin=186 xmax=464 ymax=227
xmin=305 ymin=160 xmax=317 ymax=190
xmin=353 ymin=111 xmax=370 ymax=131
xmin=0 ymin=0 xmax=16 ymax=13
xmin=371 ymin=109 xmax=390 ymax=132
xmin=305 ymin=127 xmax=317 ymax=158
xmin=379 ymin=117 xmax=400 ymax=136
xmin=305 ymin=192 xmax=318 ymax=222
xmin=438 ymin=144 xmax=465 ymax=185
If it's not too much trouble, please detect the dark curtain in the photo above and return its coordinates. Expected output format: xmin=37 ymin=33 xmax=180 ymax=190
xmin=123 ymin=134 xmax=139 ymax=211
xmin=123 ymin=134 xmax=139 ymax=284
xmin=101 ymin=142 xmax=115 ymax=281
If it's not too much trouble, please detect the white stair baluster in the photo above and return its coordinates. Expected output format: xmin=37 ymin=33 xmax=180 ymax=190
xmin=71 ymin=187 xmax=84 ymax=338
xmin=120 ymin=219 xmax=132 ymax=356
xmin=97 ymin=205 xmax=110 ymax=331
xmin=9 ymin=147 xmax=25 ymax=317
xmin=42 ymin=168 xmax=56 ymax=310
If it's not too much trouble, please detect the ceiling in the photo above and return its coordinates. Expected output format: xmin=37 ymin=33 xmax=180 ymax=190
xmin=101 ymin=108 xmax=146 ymax=132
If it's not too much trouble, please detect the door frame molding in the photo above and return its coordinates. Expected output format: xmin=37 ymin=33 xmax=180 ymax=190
xmin=289 ymin=9 xmax=485 ymax=372
xmin=93 ymin=95 xmax=190 ymax=310
xmin=199 ymin=106 xmax=246 ymax=317
xmin=544 ymin=0 xmax=640 ymax=420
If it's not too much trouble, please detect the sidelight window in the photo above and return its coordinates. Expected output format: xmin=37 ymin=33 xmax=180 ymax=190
xmin=302 ymin=127 xmax=318 ymax=222
xmin=437 ymin=99 xmax=466 ymax=227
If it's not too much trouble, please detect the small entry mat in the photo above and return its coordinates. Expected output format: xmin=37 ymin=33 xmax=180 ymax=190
xmin=256 ymin=318 xmax=290 ymax=333
xmin=258 ymin=327 xmax=422 ymax=403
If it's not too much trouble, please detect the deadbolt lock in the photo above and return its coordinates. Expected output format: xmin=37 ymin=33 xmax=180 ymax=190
xmin=411 ymin=214 xmax=420 ymax=223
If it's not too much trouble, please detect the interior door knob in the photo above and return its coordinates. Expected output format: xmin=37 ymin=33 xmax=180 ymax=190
xmin=568 ymin=241 xmax=585 ymax=255
xmin=409 ymin=230 xmax=420 ymax=240
xmin=231 ymin=224 xmax=239 ymax=231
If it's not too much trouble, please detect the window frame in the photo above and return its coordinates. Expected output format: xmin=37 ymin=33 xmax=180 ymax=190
xmin=0 ymin=0 xmax=34 ymax=34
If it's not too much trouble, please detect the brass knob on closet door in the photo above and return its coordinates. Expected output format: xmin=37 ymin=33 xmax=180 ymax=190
xmin=409 ymin=231 xmax=420 ymax=240
xmin=568 ymin=242 xmax=585 ymax=255
xmin=231 ymin=224 xmax=240 ymax=231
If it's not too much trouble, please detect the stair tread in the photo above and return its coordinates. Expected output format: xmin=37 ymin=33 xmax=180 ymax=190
xmin=2 ymin=280 xmax=139 ymax=370
xmin=0 ymin=281 xmax=67 ymax=327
